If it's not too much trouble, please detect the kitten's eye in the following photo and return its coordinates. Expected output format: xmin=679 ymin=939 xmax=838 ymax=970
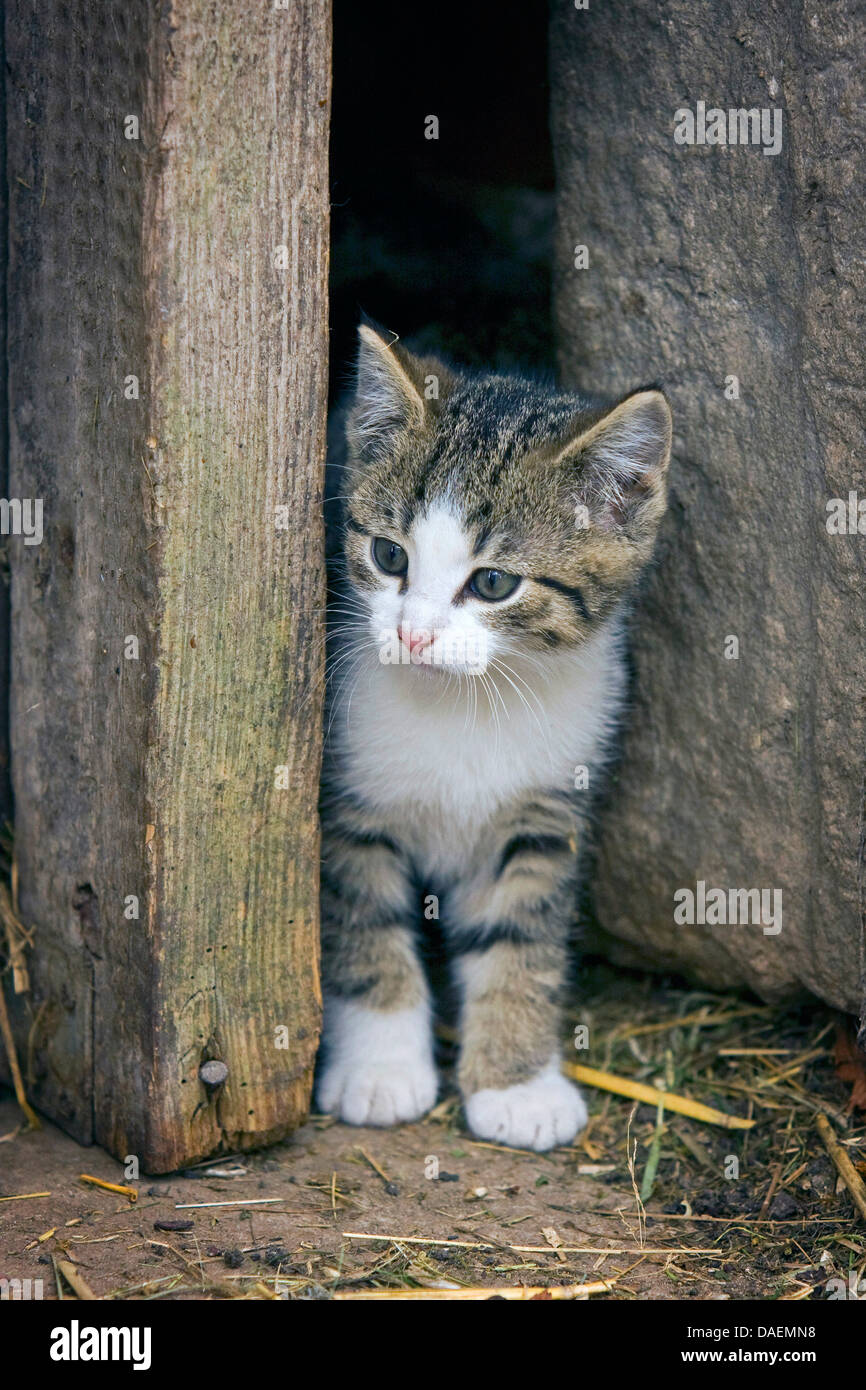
xmin=469 ymin=568 xmax=521 ymax=602
xmin=371 ymin=536 xmax=409 ymax=576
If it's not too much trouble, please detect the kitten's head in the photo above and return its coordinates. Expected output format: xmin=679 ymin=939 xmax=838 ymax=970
xmin=338 ymin=323 xmax=672 ymax=676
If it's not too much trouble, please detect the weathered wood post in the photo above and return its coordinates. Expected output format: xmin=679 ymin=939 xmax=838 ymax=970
xmin=551 ymin=0 xmax=865 ymax=1029
xmin=3 ymin=0 xmax=331 ymax=1170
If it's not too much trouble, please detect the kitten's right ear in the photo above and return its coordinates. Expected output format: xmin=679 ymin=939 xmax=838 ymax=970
xmin=552 ymin=388 xmax=673 ymax=539
xmin=348 ymin=324 xmax=427 ymax=463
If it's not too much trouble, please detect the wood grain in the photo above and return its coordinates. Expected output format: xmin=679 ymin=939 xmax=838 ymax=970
xmin=4 ymin=0 xmax=330 ymax=1171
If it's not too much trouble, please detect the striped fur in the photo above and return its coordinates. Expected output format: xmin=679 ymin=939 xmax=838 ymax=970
xmin=316 ymin=325 xmax=672 ymax=1150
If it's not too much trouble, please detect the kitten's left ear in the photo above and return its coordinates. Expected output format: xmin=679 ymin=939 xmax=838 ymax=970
xmin=348 ymin=323 xmax=453 ymax=463
xmin=553 ymin=388 xmax=673 ymax=535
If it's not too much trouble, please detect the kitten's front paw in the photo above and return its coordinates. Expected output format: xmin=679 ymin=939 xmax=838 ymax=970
xmin=317 ymin=1055 xmax=438 ymax=1127
xmin=316 ymin=1000 xmax=438 ymax=1127
xmin=464 ymin=1060 xmax=587 ymax=1151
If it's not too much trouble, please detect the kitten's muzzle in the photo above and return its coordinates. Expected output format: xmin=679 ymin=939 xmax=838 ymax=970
xmin=398 ymin=624 xmax=434 ymax=659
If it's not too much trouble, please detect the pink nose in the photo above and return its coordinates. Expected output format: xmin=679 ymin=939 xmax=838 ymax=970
xmin=398 ymin=624 xmax=433 ymax=656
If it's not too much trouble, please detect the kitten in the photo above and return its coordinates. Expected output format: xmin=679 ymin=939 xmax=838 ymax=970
xmin=316 ymin=323 xmax=672 ymax=1150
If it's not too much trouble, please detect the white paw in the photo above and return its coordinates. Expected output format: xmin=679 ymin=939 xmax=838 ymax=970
xmin=316 ymin=999 xmax=438 ymax=1127
xmin=464 ymin=1059 xmax=587 ymax=1151
xmin=318 ymin=1055 xmax=438 ymax=1126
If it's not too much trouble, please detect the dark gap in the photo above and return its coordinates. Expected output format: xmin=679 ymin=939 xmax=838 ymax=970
xmin=329 ymin=0 xmax=555 ymax=404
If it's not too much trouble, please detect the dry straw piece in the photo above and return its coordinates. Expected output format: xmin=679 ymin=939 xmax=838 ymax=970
xmin=562 ymin=1061 xmax=755 ymax=1129
xmin=333 ymin=1280 xmax=617 ymax=1300
xmin=342 ymin=1232 xmax=717 ymax=1257
xmin=815 ymin=1112 xmax=866 ymax=1223
xmin=79 ymin=1174 xmax=138 ymax=1204
xmin=55 ymin=1259 xmax=98 ymax=1301
xmin=0 ymin=874 xmax=41 ymax=1130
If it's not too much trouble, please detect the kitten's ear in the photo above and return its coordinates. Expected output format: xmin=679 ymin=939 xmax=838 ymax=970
xmin=348 ymin=324 xmax=430 ymax=462
xmin=553 ymin=388 xmax=672 ymax=535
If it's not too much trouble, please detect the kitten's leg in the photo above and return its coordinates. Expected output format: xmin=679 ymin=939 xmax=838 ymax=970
xmin=449 ymin=793 xmax=587 ymax=1151
xmin=316 ymin=805 xmax=437 ymax=1126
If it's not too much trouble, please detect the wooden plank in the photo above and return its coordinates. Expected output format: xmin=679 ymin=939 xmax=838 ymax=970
xmin=0 ymin=11 xmax=12 ymax=840
xmin=550 ymin=0 xmax=865 ymax=1018
xmin=5 ymin=0 xmax=330 ymax=1171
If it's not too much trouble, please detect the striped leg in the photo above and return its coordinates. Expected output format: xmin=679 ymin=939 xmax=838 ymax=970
xmin=316 ymin=802 xmax=437 ymax=1126
xmin=448 ymin=794 xmax=587 ymax=1151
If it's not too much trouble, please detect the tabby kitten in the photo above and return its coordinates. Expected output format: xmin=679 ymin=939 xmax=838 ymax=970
xmin=316 ymin=324 xmax=672 ymax=1150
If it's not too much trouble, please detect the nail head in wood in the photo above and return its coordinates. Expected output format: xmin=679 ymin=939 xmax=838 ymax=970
xmin=199 ymin=1060 xmax=229 ymax=1088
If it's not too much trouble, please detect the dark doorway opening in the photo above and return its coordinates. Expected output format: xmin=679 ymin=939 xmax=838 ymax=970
xmin=329 ymin=0 xmax=555 ymax=401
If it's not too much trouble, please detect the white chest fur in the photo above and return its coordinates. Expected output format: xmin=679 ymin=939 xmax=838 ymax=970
xmin=328 ymin=616 xmax=627 ymax=875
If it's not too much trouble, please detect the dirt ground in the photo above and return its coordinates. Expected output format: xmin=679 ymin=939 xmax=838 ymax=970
xmin=2 ymin=967 xmax=865 ymax=1301
xmin=0 ymin=1095 xmax=767 ymax=1301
